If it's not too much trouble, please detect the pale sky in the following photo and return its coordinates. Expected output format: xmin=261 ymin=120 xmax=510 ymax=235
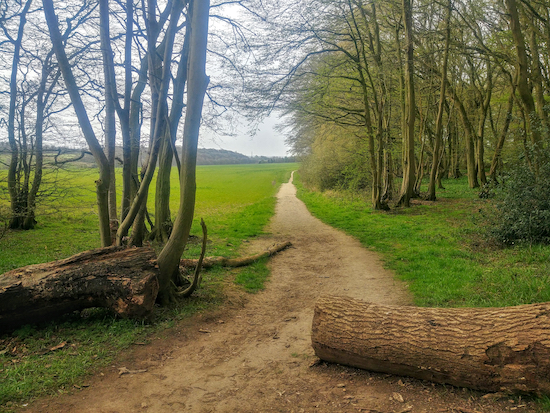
xmin=199 ymin=115 xmax=291 ymax=158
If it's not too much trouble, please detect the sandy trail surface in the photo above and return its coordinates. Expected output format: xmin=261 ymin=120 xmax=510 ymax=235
xmin=24 ymin=173 xmax=534 ymax=412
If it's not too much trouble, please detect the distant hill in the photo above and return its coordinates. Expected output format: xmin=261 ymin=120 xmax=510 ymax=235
xmin=0 ymin=145 xmax=296 ymax=169
xmin=196 ymin=148 xmax=296 ymax=165
xmin=197 ymin=148 xmax=252 ymax=165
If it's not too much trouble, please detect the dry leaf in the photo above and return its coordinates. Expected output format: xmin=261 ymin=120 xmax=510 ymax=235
xmin=49 ymin=341 xmax=67 ymax=352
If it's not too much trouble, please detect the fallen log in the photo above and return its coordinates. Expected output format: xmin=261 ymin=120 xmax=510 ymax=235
xmin=0 ymin=246 xmax=159 ymax=333
xmin=180 ymin=241 xmax=292 ymax=268
xmin=311 ymin=295 xmax=550 ymax=395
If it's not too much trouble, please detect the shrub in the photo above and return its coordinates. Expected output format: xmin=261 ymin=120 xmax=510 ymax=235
xmin=489 ymin=157 xmax=550 ymax=245
xmin=299 ymin=136 xmax=371 ymax=192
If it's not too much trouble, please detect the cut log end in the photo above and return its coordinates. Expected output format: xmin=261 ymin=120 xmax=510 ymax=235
xmin=311 ymin=295 xmax=550 ymax=395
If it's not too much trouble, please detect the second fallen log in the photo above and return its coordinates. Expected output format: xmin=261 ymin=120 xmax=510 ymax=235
xmin=311 ymin=295 xmax=550 ymax=395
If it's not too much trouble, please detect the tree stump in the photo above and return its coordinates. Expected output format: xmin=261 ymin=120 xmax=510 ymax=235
xmin=311 ymin=295 xmax=550 ymax=395
xmin=0 ymin=246 xmax=159 ymax=333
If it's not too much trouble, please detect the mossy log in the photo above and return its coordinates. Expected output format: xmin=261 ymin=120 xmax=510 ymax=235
xmin=0 ymin=246 xmax=159 ymax=333
xmin=312 ymin=295 xmax=550 ymax=395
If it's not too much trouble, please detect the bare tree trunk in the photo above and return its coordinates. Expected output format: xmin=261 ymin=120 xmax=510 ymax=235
xmin=43 ymin=0 xmax=112 ymax=246
xmin=152 ymin=30 xmax=190 ymax=242
xmin=153 ymin=133 xmax=174 ymax=243
xmin=505 ymin=0 xmax=543 ymax=169
xmin=427 ymin=0 xmax=451 ymax=201
xmin=116 ymin=0 xmax=184 ymax=245
xmin=448 ymin=111 xmax=462 ymax=179
xmin=7 ymin=0 xmax=33 ymax=229
xmin=489 ymin=82 xmax=516 ymax=182
xmin=397 ymin=0 xmax=416 ymax=207
xmin=156 ymin=0 xmax=210 ymax=304
xmin=100 ymin=0 xmax=118 ymax=242
xmin=382 ymin=139 xmax=394 ymax=201
xmin=475 ymin=62 xmax=492 ymax=186
xmin=527 ymin=18 xmax=550 ymax=135
xmin=449 ymin=85 xmax=479 ymax=188
xmin=23 ymin=53 xmax=54 ymax=229
xmin=312 ymin=296 xmax=550 ymax=395
xmin=120 ymin=0 xmax=134 ymax=222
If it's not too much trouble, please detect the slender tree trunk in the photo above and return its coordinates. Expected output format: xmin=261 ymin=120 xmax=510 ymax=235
xmin=116 ymin=0 xmax=184 ymax=245
xmin=448 ymin=111 xmax=462 ymax=178
xmin=449 ymin=85 xmax=479 ymax=188
xmin=100 ymin=0 xmax=118 ymax=242
xmin=7 ymin=0 xmax=33 ymax=229
xmin=153 ymin=127 xmax=174 ymax=243
xmin=394 ymin=24 xmax=407 ymax=184
xmin=123 ymin=55 xmax=148 ymax=222
xmin=414 ymin=112 xmax=427 ymax=194
xmin=427 ymin=0 xmax=451 ymax=201
xmin=382 ymin=130 xmax=394 ymax=202
xmin=157 ymin=0 xmax=210 ymax=304
xmin=489 ymin=84 xmax=515 ymax=182
xmin=357 ymin=73 xmax=381 ymax=210
xmin=152 ymin=28 xmax=190 ymax=242
xmin=43 ymin=0 xmax=112 ymax=246
xmin=397 ymin=0 xmax=416 ymax=207
xmin=475 ymin=64 xmax=492 ymax=186
xmin=528 ymin=20 xmax=550 ymax=135
xmin=120 ymin=0 xmax=134 ymax=222
xmin=505 ymin=0 xmax=543 ymax=169
xmin=23 ymin=55 xmax=56 ymax=229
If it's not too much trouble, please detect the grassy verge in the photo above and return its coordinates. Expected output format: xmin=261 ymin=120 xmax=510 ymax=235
xmin=0 ymin=163 xmax=297 ymax=410
xmin=295 ymin=172 xmax=550 ymax=308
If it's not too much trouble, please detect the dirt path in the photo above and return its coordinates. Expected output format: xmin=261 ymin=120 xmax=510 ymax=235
xmin=25 ymin=173 xmax=535 ymax=412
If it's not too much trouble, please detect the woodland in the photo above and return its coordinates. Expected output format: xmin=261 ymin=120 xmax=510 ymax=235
xmin=273 ymin=0 xmax=550 ymax=213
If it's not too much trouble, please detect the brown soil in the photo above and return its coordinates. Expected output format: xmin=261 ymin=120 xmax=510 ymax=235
xmin=23 ymin=173 xmax=536 ymax=413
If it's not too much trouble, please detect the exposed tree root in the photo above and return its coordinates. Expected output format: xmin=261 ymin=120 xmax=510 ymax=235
xmin=177 ymin=219 xmax=208 ymax=297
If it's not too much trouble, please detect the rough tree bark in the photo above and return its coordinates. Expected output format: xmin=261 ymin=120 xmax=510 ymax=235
xmin=312 ymin=295 xmax=550 ymax=395
xmin=0 ymin=247 xmax=159 ymax=333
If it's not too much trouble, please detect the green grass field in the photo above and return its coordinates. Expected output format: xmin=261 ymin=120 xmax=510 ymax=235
xmin=0 ymin=163 xmax=296 ymax=410
xmin=0 ymin=164 xmax=296 ymax=272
